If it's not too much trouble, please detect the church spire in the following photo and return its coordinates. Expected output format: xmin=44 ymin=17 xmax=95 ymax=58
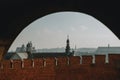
xmin=66 ymin=35 xmax=70 ymax=55
xmin=67 ymin=35 xmax=69 ymax=44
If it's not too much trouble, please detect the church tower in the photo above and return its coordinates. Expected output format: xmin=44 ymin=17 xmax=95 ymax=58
xmin=65 ymin=35 xmax=70 ymax=55
xmin=26 ymin=41 xmax=33 ymax=59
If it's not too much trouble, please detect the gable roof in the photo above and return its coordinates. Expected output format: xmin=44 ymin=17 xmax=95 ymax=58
xmin=10 ymin=53 xmax=28 ymax=60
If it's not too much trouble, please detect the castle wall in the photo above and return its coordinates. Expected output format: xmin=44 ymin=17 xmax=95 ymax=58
xmin=95 ymin=55 xmax=106 ymax=64
xmin=0 ymin=54 xmax=120 ymax=80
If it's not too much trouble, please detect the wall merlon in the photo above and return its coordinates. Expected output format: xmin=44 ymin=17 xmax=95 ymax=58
xmin=82 ymin=55 xmax=92 ymax=64
xmin=95 ymin=55 xmax=106 ymax=64
xmin=109 ymin=54 xmax=120 ymax=66
xmin=33 ymin=58 xmax=44 ymax=68
xmin=57 ymin=57 xmax=68 ymax=66
xmin=12 ymin=60 xmax=22 ymax=69
xmin=24 ymin=59 xmax=33 ymax=68
xmin=69 ymin=56 xmax=80 ymax=65
xmin=45 ymin=57 xmax=56 ymax=67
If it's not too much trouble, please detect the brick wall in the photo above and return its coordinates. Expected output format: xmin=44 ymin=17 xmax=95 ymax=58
xmin=0 ymin=55 xmax=120 ymax=80
xmin=95 ymin=55 xmax=106 ymax=64
xmin=82 ymin=55 xmax=92 ymax=64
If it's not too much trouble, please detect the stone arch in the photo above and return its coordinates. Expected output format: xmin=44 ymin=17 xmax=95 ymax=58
xmin=0 ymin=2 xmax=119 ymax=60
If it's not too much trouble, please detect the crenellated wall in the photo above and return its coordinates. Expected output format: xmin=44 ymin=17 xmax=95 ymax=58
xmin=0 ymin=54 xmax=120 ymax=80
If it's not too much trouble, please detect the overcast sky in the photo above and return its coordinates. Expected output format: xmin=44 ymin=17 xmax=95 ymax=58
xmin=8 ymin=12 xmax=120 ymax=51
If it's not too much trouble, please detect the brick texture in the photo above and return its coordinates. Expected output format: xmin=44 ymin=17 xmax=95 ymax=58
xmin=0 ymin=55 xmax=120 ymax=80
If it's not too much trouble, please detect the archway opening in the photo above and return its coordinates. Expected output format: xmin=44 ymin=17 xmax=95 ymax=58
xmin=5 ymin=11 xmax=120 ymax=60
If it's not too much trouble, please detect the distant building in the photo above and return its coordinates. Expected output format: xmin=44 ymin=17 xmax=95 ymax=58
xmin=28 ymin=36 xmax=74 ymax=59
xmin=16 ymin=42 xmax=36 ymax=53
xmin=16 ymin=44 xmax=26 ymax=53
xmin=74 ymin=46 xmax=120 ymax=63
xmin=74 ymin=45 xmax=120 ymax=56
xmin=96 ymin=47 xmax=120 ymax=54
xmin=10 ymin=52 xmax=28 ymax=60
xmin=5 ymin=36 xmax=74 ymax=60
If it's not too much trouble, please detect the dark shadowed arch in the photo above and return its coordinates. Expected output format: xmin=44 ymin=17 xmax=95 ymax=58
xmin=0 ymin=0 xmax=120 ymax=60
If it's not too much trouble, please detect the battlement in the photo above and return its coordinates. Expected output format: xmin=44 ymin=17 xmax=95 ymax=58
xmin=1 ymin=54 xmax=120 ymax=69
xmin=0 ymin=54 xmax=120 ymax=80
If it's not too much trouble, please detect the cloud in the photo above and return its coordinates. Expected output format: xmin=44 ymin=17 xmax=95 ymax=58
xmin=70 ymin=27 xmax=76 ymax=31
xmin=70 ymin=25 xmax=88 ymax=32
xmin=79 ymin=25 xmax=88 ymax=31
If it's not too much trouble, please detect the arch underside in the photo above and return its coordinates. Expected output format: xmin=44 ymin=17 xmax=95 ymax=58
xmin=0 ymin=1 xmax=119 ymax=60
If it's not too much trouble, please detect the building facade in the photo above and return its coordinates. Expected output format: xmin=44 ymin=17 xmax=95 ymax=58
xmin=5 ymin=37 xmax=74 ymax=60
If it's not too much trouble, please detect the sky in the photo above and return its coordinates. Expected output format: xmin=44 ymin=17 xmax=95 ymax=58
xmin=8 ymin=12 xmax=120 ymax=51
